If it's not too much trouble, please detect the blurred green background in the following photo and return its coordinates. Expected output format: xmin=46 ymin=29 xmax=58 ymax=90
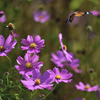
xmin=0 ymin=0 xmax=100 ymax=100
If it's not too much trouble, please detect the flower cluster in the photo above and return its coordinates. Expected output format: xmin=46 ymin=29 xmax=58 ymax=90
xmin=0 ymin=8 xmax=99 ymax=100
xmin=15 ymin=34 xmax=73 ymax=91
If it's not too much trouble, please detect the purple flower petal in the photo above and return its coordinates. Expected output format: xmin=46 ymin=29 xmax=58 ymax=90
xmin=4 ymin=35 xmax=13 ymax=47
xmin=27 ymin=35 xmax=33 ymax=43
xmin=21 ymin=39 xmax=30 ymax=46
xmin=32 ymin=69 xmax=41 ymax=80
xmin=16 ymin=56 xmax=26 ymax=65
xmin=0 ymin=35 xmax=5 ymax=46
xmin=24 ymin=53 xmax=31 ymax=62
xmin=21 ymin=80 xmax=34 ymax=86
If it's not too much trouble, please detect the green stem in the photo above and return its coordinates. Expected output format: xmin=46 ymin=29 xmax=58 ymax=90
xmin=18 ymin=89 xmax=22 ymax=98
xmin=85 ymin=92 xmax=89 ymax=99
xmin=11 ymin=30 xmax=15 ymax=40
xmin=7 ymin=75 xmax=9 ymax=87
xmin=6 ymin=56 xmax=12 ymax=68
xmin=40 ymin=84 xmax=57 ymax=100
xmin=29 ymin=90 xmax=38 ymax=100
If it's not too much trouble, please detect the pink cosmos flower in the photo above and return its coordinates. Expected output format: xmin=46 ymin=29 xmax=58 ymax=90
xmin=47 ymin=67 xmax=73 ymax=84
xmin=0 ymin=11 xmax=6 ymax=23
xmin=0 ymin=35 xmax=17 ymax=56
xmin=51 ymin=50 xmax=82 ymax=73
xmin=75 ymin=82 xmax=99 ymax=92
xmin=33 ymin=10 xmax=50 ymax=23
xmin=21 ymin=69 xmax=53 ymax=90
xmin=58 ymin=33 xmax=73 ymax=62
xmin=15 ymin=53 xmax=43 ymax=75
xmin=90 ymin=10 xmax=99 ymax=16
xmin=21 ymin=35 xmax=45 ymax=54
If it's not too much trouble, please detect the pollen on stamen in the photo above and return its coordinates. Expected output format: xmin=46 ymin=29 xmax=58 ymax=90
xmin=55 ymin=75 xmax=61 ymax=80
xmin=63 ymin=45 xmax=67 ymax=50
xmin=35 ymin=79 xmax=41 ymax=85
xmin=85 ymin=85 xmax=90 ymax=90
xmin=39 ymin=15 xmax=43 ymax=19
xmin=30 ymin=43 xmax=37 ymax=48
xmin=0 ymin=46 xmax=5 ymax=51
xmin=25 ymin=62 xmax=32 ymax=69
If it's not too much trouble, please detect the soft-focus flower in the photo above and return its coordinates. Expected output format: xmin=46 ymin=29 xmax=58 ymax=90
xmin=0 ymin=11 xmax=6 ymax=23
xmin=75 ymin=82 xmax=99 ymax=92
xmin=75 ymin=97 xmax=83 ymax=100
xmin=90 ymin=10 xmax=99 ymax=16
xmin=97 ymin=88 xmax=100 ymax=99
xmin=46 ymin=86 xmax=53 ymax=90
xmin=51 ymin=50 xmax=69 ymax=68
xmin=0 ymin=35 xmax=17 ymax=56
xmin=47 ymin=67 xmax=73 ymax=84
xmin=21 ymin=69 xmax=53 ymax=90
xmin=58 ymin=33 xmax=73 ymax=62
xmin=10 ymin=31 xmax=19 ymax=38
xmin=66 ymin=54 xmax=82 ymax=74
xmin=21 ymin=35 xmax=45 ymax=54
xmin=15 ymin=53 xmax=43 ymax=75
xmin=51 ymin=50 xmax=82 ymax=73
xmin=33 ymin=10 xmax=50 ymax=23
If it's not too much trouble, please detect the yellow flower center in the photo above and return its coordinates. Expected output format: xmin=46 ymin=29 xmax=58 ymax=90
xmin=25 ymin=62 xmax=32 ymax=69
xmin=63 ymin=45 xmax=67 ymax=50
xmin=7 ymin=23 xmax=15 ymax=30
xmin=55 ymin=75 xmax=61 ymax=80
xmin=30 ymin=43 xmax=37 ymax=48
xmin=35 ymin=79 xmax=41 ymax=85
xmin=0 ymin=46 xmax=5 ymax=51
xmin=85 ymin=85 xmax=90 ymax=90
xmin=39 ymin=15 xmax=43 ymax=19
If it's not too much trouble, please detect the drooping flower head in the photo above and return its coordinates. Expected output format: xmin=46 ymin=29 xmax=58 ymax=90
xmin=51 ymin=50 xmax=82 ymax=73
xmin=33 ymin=10 xmax=50 ymax=23
xmin=75 ymin=82 xmax=99 ymax=92
xmin=0 ymin=11 xmax=6 ymax=23
xmin=0 ymin=35 xmax=17 ymax=56
xmin=21 ymin=35 xmax=45 ymax=54
xmin=66 ymin=54 xmax=82 ymax=74
xmin=51 ymin=50 xmax=68 ymax=68
xmin=21 ymin=69 xmax=53 ymax=90
xmin=15 ymin=53 xmax=43 ymax=75
xmin=47 ymin=67 xmax=73 ymax=84
xmin=58 ymin=33 xmax=73 ymax=62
